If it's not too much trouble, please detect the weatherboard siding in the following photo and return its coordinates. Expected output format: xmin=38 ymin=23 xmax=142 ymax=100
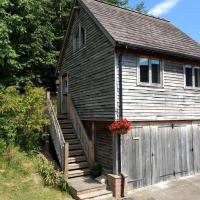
xmin=60 ymin=5 xmax=115 ymax=120
xmin=120 ymin=51 xmax=200 ymax=121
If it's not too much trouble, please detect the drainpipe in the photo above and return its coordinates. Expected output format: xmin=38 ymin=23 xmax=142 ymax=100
xmin=117 ymin=46 xmax=128 ymax=197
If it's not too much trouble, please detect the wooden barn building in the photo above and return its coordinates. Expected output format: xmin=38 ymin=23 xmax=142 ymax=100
xmin=48 ymin=0 xmax=200 ymax=198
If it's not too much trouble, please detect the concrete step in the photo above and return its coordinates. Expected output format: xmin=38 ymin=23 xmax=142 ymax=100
xmin=67 ymin=139 xmax=80 ymax=145
xmin=64 ymin=134 xmax=77 ymax=139
xmin=68 ymin=168 xmax=90 ymax=178
xmin=77 ymin=189 xmax=113 ymax=200
xmin=69 ymin=149 xmax=84 ymax=156
xmin=69 ymin=176 xmax=107 ymax=196
xmin=68 ymin=156 xmax=87 ymax=163
xmin=69 ymin=144 xmax=82 ymax=150
xmin=68 ymin=162 xmax=89 ymax=170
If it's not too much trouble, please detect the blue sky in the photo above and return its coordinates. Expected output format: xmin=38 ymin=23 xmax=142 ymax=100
xmin=129 ymin=0 xmax=200 ymax=43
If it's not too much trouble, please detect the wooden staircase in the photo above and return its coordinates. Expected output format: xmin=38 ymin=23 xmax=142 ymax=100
xmin=47 ymin=93 xmax=113 ymax=200
xmin=58 ymin=116 xmax=91 ymax=178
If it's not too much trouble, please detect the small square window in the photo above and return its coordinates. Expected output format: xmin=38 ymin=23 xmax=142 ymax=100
xmin=140 ymin=58 xmax=149 ymax=83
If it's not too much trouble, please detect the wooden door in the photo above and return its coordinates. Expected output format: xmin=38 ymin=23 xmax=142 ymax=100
xmin=121 ymin=124 xmax=151 ymax=190
xmin=151 ymin=123 xmax=175 ymax=184
xmin=173 ymin=123 xmax=194 ymax=178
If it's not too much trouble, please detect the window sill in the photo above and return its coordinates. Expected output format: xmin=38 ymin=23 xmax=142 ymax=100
xmin=184 ymin=86 xmax=200 ymax=91
xmin=137 ymin=82 xmax=163 ymax=88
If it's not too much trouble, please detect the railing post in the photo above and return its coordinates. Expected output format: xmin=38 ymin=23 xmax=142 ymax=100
xmin=88 ymin=140 xmax=95 ymax=169
xmin=64 ymin=142 xmax=69 ymax=179
xmin=46 ymin=91 xmax=50 ymax=101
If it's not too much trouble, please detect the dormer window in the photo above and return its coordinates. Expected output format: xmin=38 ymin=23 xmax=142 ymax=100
xmin=73 ymin=24 xmax=86 ymax=52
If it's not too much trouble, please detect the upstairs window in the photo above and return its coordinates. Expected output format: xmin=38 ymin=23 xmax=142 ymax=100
xmin=73 ymin=24 xmax=86 ymax=52
xmin=185 ymin=65 xmax=200 ymax=88
xmin=138 ymin=57 xmax=162 ymax=86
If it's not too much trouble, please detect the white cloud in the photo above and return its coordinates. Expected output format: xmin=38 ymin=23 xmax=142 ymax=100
xmin=149 ymin=0 xmax=180 ymax=16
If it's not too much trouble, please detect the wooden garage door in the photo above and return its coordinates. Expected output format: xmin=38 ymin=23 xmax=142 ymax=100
xmin=121 ymin=122 xmax=194 ymax=190
xmin=151 ymin=123 xmax=194 ymax=184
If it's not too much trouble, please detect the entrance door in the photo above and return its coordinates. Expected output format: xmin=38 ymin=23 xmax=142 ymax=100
xmin=61 ymin=74 xmax=68 ymax=114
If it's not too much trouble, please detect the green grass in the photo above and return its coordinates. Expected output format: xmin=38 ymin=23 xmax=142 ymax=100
xmin=0 ymin=148 xmax=72 ymax=200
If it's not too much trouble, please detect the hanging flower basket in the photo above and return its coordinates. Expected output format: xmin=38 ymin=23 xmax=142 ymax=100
xmin=108 ymin=118 xmax=131 ymax=135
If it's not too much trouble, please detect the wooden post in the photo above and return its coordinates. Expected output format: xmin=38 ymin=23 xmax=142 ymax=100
xmin=46 ymin=91 xmax=50 ymax=100
xmin=64 ymin=142 xmax=69 ymax=179
xmin=88 ymin=140 xmax=95 ymax=169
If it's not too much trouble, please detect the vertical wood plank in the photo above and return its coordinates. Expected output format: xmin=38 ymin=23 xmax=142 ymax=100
xmin=64 ymin=143 xmax=69 ymax=179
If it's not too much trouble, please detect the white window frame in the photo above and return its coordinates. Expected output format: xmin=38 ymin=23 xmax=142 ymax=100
xmin=137 ymin=57 xmax=163 ymax=87
xmin=184 ymin=65 xmax=200 ymax=89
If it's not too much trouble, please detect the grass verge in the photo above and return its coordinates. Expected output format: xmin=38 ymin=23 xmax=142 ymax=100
xmin=0 ymin=147 xmax=72 ymax=200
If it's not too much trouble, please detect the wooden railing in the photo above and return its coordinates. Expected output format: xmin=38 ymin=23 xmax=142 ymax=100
xmin=46 ymin=92 xmax=69 ymax=178
xmin=67 ymin=94 xmax=94 ymax=168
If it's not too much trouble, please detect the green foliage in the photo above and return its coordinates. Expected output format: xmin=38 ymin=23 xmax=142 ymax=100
xmin=0 ymin=0 xmax=73 ymax=88
xmin=37 ymin=156 xmax=56 ymax=186
xmin=37 ymin=155 xmax=70 ymax=192
xmin=134 ymin=1 xmax=147 ymax=13
xmin=0 ymin=83 xmax=49 ymax=152
xmin=104 ymin=0 xmax=128 ymax=7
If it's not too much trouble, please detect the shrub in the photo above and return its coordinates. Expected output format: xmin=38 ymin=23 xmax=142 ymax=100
xmin=37 ymin=155 xmax=70 ymax=192
xmin=0 ymin=82 xmax=49 ymax=152
xmin=37 ymin=155 xmax=56 ymax=186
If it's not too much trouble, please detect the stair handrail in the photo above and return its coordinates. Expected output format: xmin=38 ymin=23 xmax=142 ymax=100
xmin=67 ymin=94 xmax=94 ymax=168
xmin=46 ymin=92 xmax=69 ymax=178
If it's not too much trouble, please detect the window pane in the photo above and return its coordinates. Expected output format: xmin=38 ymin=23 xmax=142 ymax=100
xmin=151 ymin=59 xmax=160 ymax=83
xmin=140 ymin=58 xmax=149 ymax=83
xmin=185 ymin=67 xmax=193 ymax=87
xmin=81 ymin=27 xmax=86 ymax=46
xmin=195 ymin=68 xmax=200 ymax=87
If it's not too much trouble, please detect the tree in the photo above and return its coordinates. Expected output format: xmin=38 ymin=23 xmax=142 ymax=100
xmin=0 ymin=0 xmax=72 ymax=89
xmin=104 ymin=0 xmax=128 ymax=7
xmin=104 ymin=0 xmax=146 ymax=13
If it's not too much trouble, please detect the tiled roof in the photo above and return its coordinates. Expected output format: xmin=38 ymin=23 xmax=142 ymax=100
xmin=82 ymin=0 xmax=200 ymax=59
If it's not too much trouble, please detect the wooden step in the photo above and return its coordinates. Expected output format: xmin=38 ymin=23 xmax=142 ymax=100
xmin=68 ymin=168 xmax=90 ymax=178
xmin=62 ymin=129 xmax=74 ymax=134
xmin=57 ymin=115 xmax=68 ymax=119
xmin=68 ymin=156 xmax=87 ymax=163
xmin=77 ymin=189 xmax=113 ymax=200
xmin=59 ymin=124 xmax=73 ymax=129
xmin=67 ymin=139 xmax=80 ymax=145
xmin=58 ymin=119 xmax=72 ymax=124
xmin=69 ymin=149 xmax=84 ymax=156
xmin=68 ymin=162 xmax=89 ymax=170
xmin=69 ymin=144 xmax=82 ymax=150
xmin=64 ymin=134 xmax=77 ymax=139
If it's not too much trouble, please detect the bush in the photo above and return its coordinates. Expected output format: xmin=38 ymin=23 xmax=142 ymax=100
xmin=37 ymin=155 xmax=56 ymax=186
xmin=37 ymin=155 xmax=70 ymax=192
xmin=0 ymin=82 xmax=49 ymax=152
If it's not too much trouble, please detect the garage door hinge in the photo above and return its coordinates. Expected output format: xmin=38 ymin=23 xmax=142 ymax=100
xmin=173 ymin=171 xmax=176 ymax=176
xmin=191 ymin=148 xmax=194 ymax=152
xmin=171 ymin=123 xmax=174 ymax=129
xmin=152 ymin=153 xmax=154 ymax=157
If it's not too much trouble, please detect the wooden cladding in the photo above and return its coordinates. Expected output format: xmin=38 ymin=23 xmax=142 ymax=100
xmin=121 ymin=121 xmax=200 ymax=190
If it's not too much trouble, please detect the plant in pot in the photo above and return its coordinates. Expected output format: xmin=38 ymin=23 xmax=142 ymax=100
xmin=108 ymin=118 xmax=131 ymax=135
xmin=91 ymin=161 xmax=102 ymax=178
